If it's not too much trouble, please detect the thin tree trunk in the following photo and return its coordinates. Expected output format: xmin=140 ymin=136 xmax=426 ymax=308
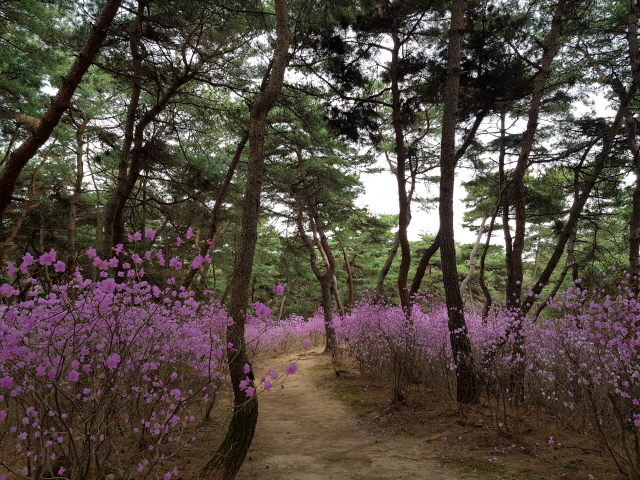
xmin=439 ymin=0 xmax=478 ymax=404
xmin=509 ymin=0 xmax=567 ymax=307
xmin=409 ymin=231 xmax=441 ymax=298
xmin=522 ymin=98 xmax=635 ymax=314
xmin=68 ymin=115 xmax=90 ymax=271
xmin=0 ymin=0 xmax=122 ymax=221
xmin=294 ymin=148 xmax=341 ymax=347
xmin=531 ymin=237 xmax=540 ymax=285
xmin=0 ymin=155 xmax=47 ymax=266
xmin=479 ymin=207 xmax=499 ymax=319
xmin=108 ymin=65 xmax=200 ymax=253
xmin=201 ymin=1 xmax=288 ymax=477
xmin=183 ymin=133 xmax=248 ymax=289
xmin=390 ymin=21 xmax=411 ymax=312
xmin=0 ymin=124 xmax=20 ymax=168
xmin=295 ymin=205 xmax=336 ymax=353
xmin=102 ymin=1 xmax=145 ymax=256
xmin=376 ymin=231 xmax=400 ymax=295
xmin=460 ymin=213 xmax=488 ymax=297
xmin=342 ymin=246 xmax=354 ymax=311
xmin=276 ymin=294 xmax=286 ymax=322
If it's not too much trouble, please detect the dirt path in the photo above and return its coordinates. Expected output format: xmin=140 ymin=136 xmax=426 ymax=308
xmin=236 ymin=350 xmax=457 ymax=480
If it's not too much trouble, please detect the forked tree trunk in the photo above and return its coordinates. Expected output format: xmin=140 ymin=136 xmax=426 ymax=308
xmin=459 ymin=213 xmax=488 ymax=298
xmin=102 ymin=1 xmax=145 ymax=256
xmin=201 ymin=1 xmax=289 ymax=478
xmin=0 ymin=0 xmax=122 ymax=222
xmin=509 ymin=0 xmax=567 ymax=307
xmin=439 ymin=0 xmax=478 ymax=404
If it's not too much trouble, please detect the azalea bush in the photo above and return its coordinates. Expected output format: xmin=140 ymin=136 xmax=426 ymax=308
xmin=0 ymin=230 xmax=301 ymax=480
xmin=334 ymin=274 xmax=640 ymax=478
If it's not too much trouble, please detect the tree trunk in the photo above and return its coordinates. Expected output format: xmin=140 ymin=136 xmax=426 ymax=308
xmin=102 ymin=1 xmax=144 ymax=256
xmin=183 ymin=133 xmax=248 ymax=289
xmin=522 ymin=97 xmax=635 ymax=314
xmin=68 ymin=115 xmax=90 ymax=271
xmin=459 ymin=213 xmax=488 ymax=298
xmin=390 ymin=21 xmax=411 ymax=312
xmin=479 ymin=207 xmax=499 ymax=319
xmin=509 ymin=0 xmax=567 ymax=307
xmin=201 ymin=1 xmax=289 ymax=477
xmin=0 ymin=0 xmax=122 ymax=222
xmin=0 ymin=155 xmax=47 ymax=267
xmin=342 ymin=246 xmax=354 ymax=311
xmin=439 ymin=0 xmax=478 ymax=404
xmin=376 ymin=231 xmax=400 ymax=295
xmin=409 ymin=231 xmax=441 ymax=298
xmin=106 ymin=63 xmax=199 ymax=254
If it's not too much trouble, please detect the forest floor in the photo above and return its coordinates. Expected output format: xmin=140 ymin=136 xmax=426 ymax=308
xmin=230 ymin=349 xmax=623 ymax=480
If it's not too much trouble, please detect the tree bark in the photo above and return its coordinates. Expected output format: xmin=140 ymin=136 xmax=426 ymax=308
xmin=183 ymin=133 xmax=248 ymax=289
xmin=509 ymin=0 xmax=567 ymax=307
xmin=294 ymin=149 xmax=340 ymax=349
xmin=0 ymin=155 xmax=47 ymax=267
xmin=522 ymin=97 xmax=635 ymax=314
xmin=479 ymin=207 xmax=499 ymax=319
xmin=102 ymin=1 xmax=145 ymax=256
xmin=389 ymin=20 xmax=412 ymax=312
xmin=459 ymin=213 xmax=488 ymax=298
xmin=201 ymin=0 xmax=289 ymax=477
xmin=342 ymin=246 xmax=354 ymax=311
xmin=105 ymin=62 xmax=200 ymax=254
xmin=68 ymin=114 xmax=90 ymax=271
xmin=0 ymin=0 xmax=122 ymax=222
xmin=409 ymin=231 xmax=441 ymax=298
xmin=439 ymin=0 xmax=478 ymax=404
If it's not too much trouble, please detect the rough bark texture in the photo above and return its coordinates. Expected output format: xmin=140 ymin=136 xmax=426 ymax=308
xmin=294 ymin=149 xmax=339 ymax=352
xmin=0 ymin=0 xmax=122 ymax=222
xmin=509 ymin=0 xmax=567 ymax=306
xmin=102 ymin=1 xmax=144 ymax=256
xmin=389 ymin=22 xmax=412 ymax=312
xmin=408 ymin=231 xmax=441 ymax=298
xmin=0 ymin=156 xmax=47 ymax=266
xmin=201 ymin=1 xmax=289 ymax=477
xmin=459 ymin=213 xmax=488 ymax=298
xmin=68 ymin=115 xmax=90 ymax=271
xmin=439 ymin=0 xmax=478 ymax=404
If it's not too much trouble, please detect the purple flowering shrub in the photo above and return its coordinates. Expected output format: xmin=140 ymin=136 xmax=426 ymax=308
xmin=247 ymin=312 xmax=324 ymax=354
xmin=334 ymin=277 xmax=640 ymax=478
xmin=0 ymin=234 xmax=302 ymax=480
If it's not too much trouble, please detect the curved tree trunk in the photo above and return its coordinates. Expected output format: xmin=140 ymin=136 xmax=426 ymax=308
xmin=459 ymin=213 xmax=488 ymax=299
xmin=0 ymin=0 xmax=122 ymax=222
xmin=201 ymin=1 xmax=289 ymax=478
xmin=509 ymin=0 xmax=567 ymax=307
xmin=408 ymin=231 xmax=441 ymax=298
xmin=439 ymin=0 xmax=478 ymax=404
xmin=183 ymin=133 xmax=248 ymax=289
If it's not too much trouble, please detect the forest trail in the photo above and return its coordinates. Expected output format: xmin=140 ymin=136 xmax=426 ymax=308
xmin=236 ymin=350 xmax=458 ymax=480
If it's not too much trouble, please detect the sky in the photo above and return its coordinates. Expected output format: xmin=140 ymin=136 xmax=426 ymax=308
xmin=356 ymin=162 xmax=479 ymax=244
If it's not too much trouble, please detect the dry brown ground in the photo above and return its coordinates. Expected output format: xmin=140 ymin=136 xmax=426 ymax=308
xmin=231 ymin=349 xmax=625 ymax=480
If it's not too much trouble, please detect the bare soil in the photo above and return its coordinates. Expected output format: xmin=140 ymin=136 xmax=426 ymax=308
xmin=233 ymin=349 xmax=625 ymax=480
